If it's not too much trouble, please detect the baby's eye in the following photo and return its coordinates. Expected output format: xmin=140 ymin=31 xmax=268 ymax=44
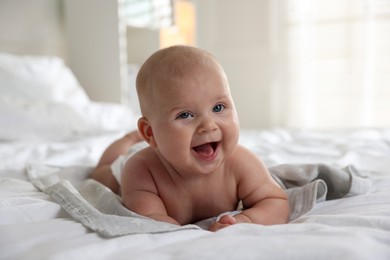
xmin=176 ymin=112 xmax=193 ymax=119
xmin=213 ymin=104 xmax=225 ymax=113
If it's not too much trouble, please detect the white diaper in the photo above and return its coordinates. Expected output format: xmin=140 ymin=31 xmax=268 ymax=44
xmin=110 ymin=141 xmax=149 ymax=184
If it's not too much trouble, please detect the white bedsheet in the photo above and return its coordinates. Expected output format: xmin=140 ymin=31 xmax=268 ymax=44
xmin=1 ymin=128 xmax=390 ymax=260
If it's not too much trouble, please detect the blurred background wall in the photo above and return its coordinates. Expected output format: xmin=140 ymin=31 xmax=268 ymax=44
xmin=1 ymin=0 xmax=389 ymax=130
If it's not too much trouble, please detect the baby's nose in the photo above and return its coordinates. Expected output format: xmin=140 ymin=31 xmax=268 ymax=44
xmin=198 ymin=117 xmax=218 ymax=133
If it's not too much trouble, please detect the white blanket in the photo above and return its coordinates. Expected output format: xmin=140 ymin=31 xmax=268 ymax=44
xmin=1 ymin=129 xmax=390 ymax=260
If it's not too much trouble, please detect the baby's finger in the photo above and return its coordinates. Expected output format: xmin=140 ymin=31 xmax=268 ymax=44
xmin=218 ymin=215 xmax=237 ymax=225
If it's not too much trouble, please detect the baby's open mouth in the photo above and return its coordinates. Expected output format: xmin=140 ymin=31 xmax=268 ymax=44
xmin=192 ymin=142 xmax=219 ymax=159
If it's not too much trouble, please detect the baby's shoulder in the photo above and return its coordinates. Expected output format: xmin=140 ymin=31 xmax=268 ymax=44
xmin=227 ymin=145 xmax=266 ymax=174
xmin=124 ymin=146 xmax=159 ymax=169
xmin=230 ymin=144 xmax=259 ymax=162
xmin=122 ymin=147 xmax=163 ymax=183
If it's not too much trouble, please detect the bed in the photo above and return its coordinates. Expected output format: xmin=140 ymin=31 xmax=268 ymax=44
xmin=1 ymin=52 xmax=390 ymax=260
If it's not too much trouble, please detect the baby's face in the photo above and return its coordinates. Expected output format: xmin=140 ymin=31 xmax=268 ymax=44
xmin=148 ymin=66 xmax=240 ymax=177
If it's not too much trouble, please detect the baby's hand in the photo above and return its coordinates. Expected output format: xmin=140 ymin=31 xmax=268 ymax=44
xmin=208 ymin=215 xmax=237 ymax=232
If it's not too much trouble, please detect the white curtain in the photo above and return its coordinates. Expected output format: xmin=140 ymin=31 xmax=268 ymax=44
xmin=284 ymin=0 xmax=390 ymax=129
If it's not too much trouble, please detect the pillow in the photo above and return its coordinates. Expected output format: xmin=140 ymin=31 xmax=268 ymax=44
xmin=0 ymin=52 xmax=137 ymax=141
xmin=0 ymin=96 xmax=137 ymax=141
xmin=0 ymin=52 xmax=90 ymax=105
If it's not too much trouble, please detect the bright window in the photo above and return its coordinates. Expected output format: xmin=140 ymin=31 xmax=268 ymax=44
xmin=286 ymin=0 xmax=390 ymax=128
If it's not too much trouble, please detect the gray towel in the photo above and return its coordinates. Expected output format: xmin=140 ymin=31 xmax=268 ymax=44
xmin=269 ymin=163 xmax=371 ymax=220
xmin=27 ymin=163 xmax=371 ymax=237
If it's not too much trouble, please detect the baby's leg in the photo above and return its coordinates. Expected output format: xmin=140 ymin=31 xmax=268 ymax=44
xmin=90 ymin=131 xmax=143 ymax=193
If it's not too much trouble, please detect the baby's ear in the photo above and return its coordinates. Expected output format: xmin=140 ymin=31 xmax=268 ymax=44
xmin=137 ymin=117 xmax=157 ymax=147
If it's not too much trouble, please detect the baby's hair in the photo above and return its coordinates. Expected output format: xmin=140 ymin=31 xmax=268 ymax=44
xmin=136 ymin=45 xmax=216 ymax=88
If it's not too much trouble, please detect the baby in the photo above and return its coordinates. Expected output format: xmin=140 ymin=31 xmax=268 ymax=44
xmin=91 ymin=45 xmax=289 ymax=231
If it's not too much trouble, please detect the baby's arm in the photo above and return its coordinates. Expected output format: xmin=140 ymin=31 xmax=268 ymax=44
xmin=235 ymin=147 xmax=289 ymax=225
xmin=210 ymin=146 xmax=289 ymax=231
xmin=120 ymin=155 xmax=179 ymax=226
